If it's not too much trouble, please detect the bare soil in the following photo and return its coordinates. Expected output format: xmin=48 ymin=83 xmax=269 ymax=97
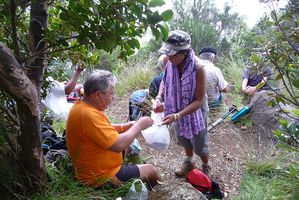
xmin=106 ymin=95 xmax=276 ymax=199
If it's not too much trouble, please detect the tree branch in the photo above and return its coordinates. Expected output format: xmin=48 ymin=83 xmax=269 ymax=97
xmin=3 ymin=26 xmax=30 ymax=56
xmin=101 ymin=0 xmax=126 ymax=21
xmin=0 ymin=104 xmax=19 ymax=126
xmin=10 ymin=0 xmax=21 ymax=62
xmin=273 ymin=11 xmax=299 ymax=54
xmin=23 ymin=42 xmax=87 ymax=63
xmin=266 ymin=50 xmax=297 ymax=105
xmin=16 ymin=0 xmax=31 ymax=5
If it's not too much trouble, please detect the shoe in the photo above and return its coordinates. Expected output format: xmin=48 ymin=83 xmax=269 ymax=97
xmin=202 ymin=163 xmax=211 ymax=176
xmin=175 ymin=161 xmax=196 ymax=177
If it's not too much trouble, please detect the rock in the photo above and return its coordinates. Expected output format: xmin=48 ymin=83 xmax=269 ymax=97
xmin=149 ymin=181 xmax=207 ymax=200
xmin=248 ymin=90 xmax=298 ymax=135
xmin=249 ymin=90 xmax=279 ymax=132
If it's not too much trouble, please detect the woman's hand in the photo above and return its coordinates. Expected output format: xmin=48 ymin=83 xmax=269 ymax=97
xmin=152 ymin=98 xmax=164 ymax=113
xmin=161 ymin=113 xmax=176 ymax=125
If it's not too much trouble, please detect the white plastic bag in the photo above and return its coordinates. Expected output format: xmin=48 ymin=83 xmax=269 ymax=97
xmin=123 ymin=179 xmax=148 ymax=200
xmin=43 ymin=80 xmax=73 ymax=120
xmin=141 ymin=112 xmax=170 ymax=150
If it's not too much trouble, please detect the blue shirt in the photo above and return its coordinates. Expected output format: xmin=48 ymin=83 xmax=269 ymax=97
xmin=149 ymin=73 xmax=163 ymax=98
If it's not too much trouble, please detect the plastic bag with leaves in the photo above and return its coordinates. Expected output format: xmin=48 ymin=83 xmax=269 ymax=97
xmin=123 ymin=179 xmax=148 ymax=200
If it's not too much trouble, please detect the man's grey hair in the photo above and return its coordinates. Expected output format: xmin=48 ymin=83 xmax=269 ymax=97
xmin=199 ymin=52 xmax=215 ymax=62
xmin=84 ymin=70 xmax=117 ymax=96
xmin=157 ymin=54 xmax=167 ymax=70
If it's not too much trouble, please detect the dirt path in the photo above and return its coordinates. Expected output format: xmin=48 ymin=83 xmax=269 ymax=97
xmin=106 ymin=95 xmax=276 ymax=199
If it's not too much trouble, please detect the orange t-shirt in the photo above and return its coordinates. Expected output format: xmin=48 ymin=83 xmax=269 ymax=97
xmin=66 ymin=100 xmax=122 ymax=187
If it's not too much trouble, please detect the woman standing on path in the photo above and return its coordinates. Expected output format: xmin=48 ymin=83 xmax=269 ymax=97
xmin=155 ymin=30 xmax=210 ymax=176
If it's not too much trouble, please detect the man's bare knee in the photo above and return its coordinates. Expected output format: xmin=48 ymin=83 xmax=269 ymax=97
xmin=137 ymin=164 xmax=161 ymax=187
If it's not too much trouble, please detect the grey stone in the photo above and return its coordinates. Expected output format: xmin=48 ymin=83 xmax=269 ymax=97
xmin=149 ymin=181 xmax=207 ymax=200
xmin=249 ymin=90 xmax=297 ymax=132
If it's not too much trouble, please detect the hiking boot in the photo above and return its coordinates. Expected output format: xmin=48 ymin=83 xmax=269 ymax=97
xmin=175 ymin=161 xmax=196 ymax=177
xmin=202 ymin=163 xmax=211 ymax=177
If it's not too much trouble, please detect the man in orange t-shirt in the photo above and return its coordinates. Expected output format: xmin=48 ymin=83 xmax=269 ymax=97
xmin=66 ymin=69 xmax=161 ymax=188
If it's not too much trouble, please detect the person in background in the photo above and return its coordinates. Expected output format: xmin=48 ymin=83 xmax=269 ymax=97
xmin=129 ymin=54 xmax=168 ymax=120
xmin=155 ymin=30 xmax=211 ymax=176
xmin=242 ymin=64 xmax=272 ymax=95
xmin=149 ymin=54 xmax=169 ymax=98
xmin=64 ymin=65 xmax=84 ymax=95
xmin=42 ymin=64 xmax=84 ymax=120
xmin=66 ymin=70 xmax=161 ymax=188
xmin=199 ymin=46 xmax=229 ymax=108
xmin=129 ymin=89 xmax=150 ymax=121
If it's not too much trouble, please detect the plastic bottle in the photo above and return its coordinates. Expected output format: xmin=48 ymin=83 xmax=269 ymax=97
xmin=231 ymin=106 xmax=250 ymax=122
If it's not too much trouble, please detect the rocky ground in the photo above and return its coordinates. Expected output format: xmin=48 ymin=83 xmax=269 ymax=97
xmin=106 ymin=95 xmax=276 ymax=199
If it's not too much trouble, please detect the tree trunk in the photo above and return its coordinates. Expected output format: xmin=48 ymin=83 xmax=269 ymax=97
xmin=0 ymin=44 xmax=47 ymax=195
xmin=28 ymin=0 xmax=49 ymax=96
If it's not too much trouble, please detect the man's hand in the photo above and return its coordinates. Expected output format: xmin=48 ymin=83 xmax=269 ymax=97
xmin=126 ymin=121 xmax=136 ymax=128
xmin=135 ymin=116 xmax=153 ymax=130
xmin=244 ymin=86 xmax=256 ymax=95
xmin=76 ymin=62 xmax=85 ymax=73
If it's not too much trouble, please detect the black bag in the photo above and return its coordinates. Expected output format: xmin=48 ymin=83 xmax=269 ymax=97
xmin=41 ymin=123 xmax=67 ymax=154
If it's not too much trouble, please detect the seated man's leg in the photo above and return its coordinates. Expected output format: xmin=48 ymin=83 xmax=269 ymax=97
xmin=115 ymin=164 xmax=160 ymax=188
xmin=209 ymin=94 xmax=223 ymax=108
xmin=116 ymin=164 xmax=140 ymax=182
xmin=137 ymin=164 xmax=161 ymax=188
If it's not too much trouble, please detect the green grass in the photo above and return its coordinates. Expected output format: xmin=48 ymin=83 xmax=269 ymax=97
xmin=51 ymin=120 xmax=66 ymax=136
xmin=34 ymin=163 xmax=138 ymax=200
xmin=218 ymin=57 xmax=245 ymax=93
xmin=236 ymin=114 xmax=254 ymax=128
xmin=217 ymin=57 xmax=249 ymax=109
xmin=235 ymin=152 xmax=299 ymax=200
xmin=116 ymin=56 xmax=157 ymax=97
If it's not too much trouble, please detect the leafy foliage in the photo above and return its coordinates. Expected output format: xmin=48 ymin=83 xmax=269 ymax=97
xmin=0 ymin=0 xmax=172 ymax=197
xmin=169 ymin=0 xmax=245 ymax=55
xmin=254 ymin=0 xmax=299 ymax=150
xmin=236 ymin=152 xmax=299 ymax=200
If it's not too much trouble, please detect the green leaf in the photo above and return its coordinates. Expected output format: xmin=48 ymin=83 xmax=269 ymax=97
xmin=127 ymin=38 xmax=140 ymax=49
xmin=250 ymin=53 xmax=260 ymax=64
xmin=270 ymin=10 xmax=276 ymax=21
xmin=147 ymin=11 xmax=164 ymax=25
xmin=266 ymin=100 xmax=276 ymax=107
xmin=275 ymin=73 xmax=283 ymax=80
xmin=160 ymin=10 xmax=173 ymax=21
xmin=275 ymin=95 xmax=286 ymax=105
xmin=149 ymin=0 xmax=165 ymax=7
xmin=158 ymin=25 xmax=168 ymax=41
xmin=290 ymin=78 xmax=299 ymax=89
xmin=289 ymin=109 xmax=299 ymax=117
xmin=287 ymin=122 xmax=299 ymax=135
xmin=151 ymin=27 xmax=160 ymax=40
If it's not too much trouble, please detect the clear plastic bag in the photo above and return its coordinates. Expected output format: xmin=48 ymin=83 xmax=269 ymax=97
xmin=123 ymin=179 xmax=148 ymax=200
xmin=141 ymin=112 xmax=170 ymax=150
xmin=129 ymin=138 xmax=142 ymax=154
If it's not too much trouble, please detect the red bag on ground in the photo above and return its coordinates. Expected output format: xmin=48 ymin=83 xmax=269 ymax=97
xmin=186 ymin=169 xmax=212 ymax=192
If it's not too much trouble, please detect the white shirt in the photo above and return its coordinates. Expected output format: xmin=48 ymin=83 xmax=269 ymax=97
xmin=202 ymin=61 xmax=228 ymax=104
xmin=43 ymin=80 xmax=73 ymax=120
